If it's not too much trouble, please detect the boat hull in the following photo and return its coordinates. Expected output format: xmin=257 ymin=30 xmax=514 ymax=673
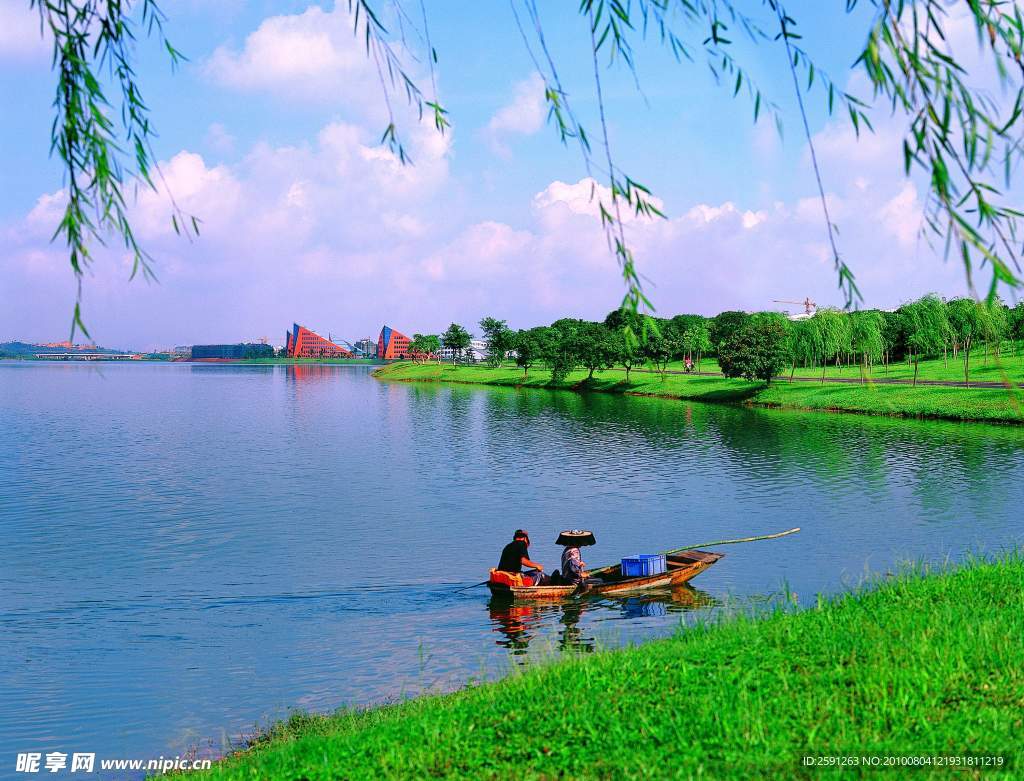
xmin=486 ymin=550 xmax=722 ymax=601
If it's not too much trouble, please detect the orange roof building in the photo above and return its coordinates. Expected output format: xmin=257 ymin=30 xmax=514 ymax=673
xmin=377 ymin=326 xmax=411 ymax=360
xmin=285 ymin=324 xmax=354 ymax=359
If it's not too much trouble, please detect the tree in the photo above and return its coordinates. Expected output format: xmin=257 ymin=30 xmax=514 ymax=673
xmin=610 ymin=327 xmax=644 ymax=382
xmin=880 ymin=310 xmax=906 ymax=373
xmin=604 ymin=309 xmax=646 ymax=381
xmin=575 ymin=322 xmax=618 ymax=380
xmin=849 ymin=310 xmax=884 ymax=383
xmin=789 ymin=319 xmax=816 ymax=380
xmin=421 ymin=334 xmax=441 ymax=362
xmin=947 ymin=298 xmax=984 ymax=386
xmin=478 ymin=317 xmax=512 ymax=368
xmin=1009 ymin=302 xmax=1024 ymax=356
xmin=718 ymin=319 xmax=791 ymax=384
xmin=545 ymin=319 xmax=585 ymax=383
xmin=603 ymin=307 xmax=640 ymax=333
xmin=903 ymin=295 xmax=948 ymax=386
xmin=441 ymin=323 xmax=471 ymax=364
xmin=982 ymin=302 xmax=1008 ymax=364
xmin=408 ymin=333 xmax=440 ymax=364
xmin=681 ymin=323 xmax=712 ymax=372
xmin=407 ymin=333 xmax=426 ymax=363
xmin=670 ymin=314 xmax=707 ymax=344
xmin=806 ymin=308 xmax=849 ymax=383
xmin=513 ymin=327 xmax=552 ymax=378
xmin=709 ymin=311 xmax=751 ymax=354
xmin=641 ymin=320 xmax=680 ymax=377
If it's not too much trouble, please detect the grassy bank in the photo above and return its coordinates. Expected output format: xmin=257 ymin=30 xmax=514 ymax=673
xmin=177 ymin=555 xmax=1023 ymax=779
xmin=660 ymin=340 xmax=1024 ymax=384
xmin=373 ymin=362 xmax=1024 ymax=424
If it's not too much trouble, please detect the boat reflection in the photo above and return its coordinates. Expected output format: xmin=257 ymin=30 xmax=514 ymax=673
xmin=487 ymin=586 xmax=718 ymax=656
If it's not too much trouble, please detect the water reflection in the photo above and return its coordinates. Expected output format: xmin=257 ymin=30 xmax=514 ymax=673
xmin=487 ymin=587 xmax=717 ymax=656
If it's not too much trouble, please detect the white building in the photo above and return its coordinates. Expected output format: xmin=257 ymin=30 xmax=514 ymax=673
xmin=437 ymin=338 xmax=488 ymax=363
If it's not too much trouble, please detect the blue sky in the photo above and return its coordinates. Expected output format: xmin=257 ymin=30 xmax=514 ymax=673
xmin=0 ymin=0 xmax=987 ymax=348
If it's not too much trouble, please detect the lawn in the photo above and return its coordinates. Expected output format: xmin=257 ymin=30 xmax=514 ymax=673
xmin=374 ymin=362 xmax=1024 ymax=424
xmin=175 ymin=555 xmax=1023 ymax=780
xmin=655 ymin=341 xmax=1024 ymax=385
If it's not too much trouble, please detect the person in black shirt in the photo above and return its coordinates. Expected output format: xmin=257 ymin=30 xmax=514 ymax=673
xmin=496 ymin=529 xmax=548 ymax=585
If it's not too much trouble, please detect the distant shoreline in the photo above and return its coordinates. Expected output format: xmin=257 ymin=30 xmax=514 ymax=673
xmin=186 ymin=357 xmax=387 ymax=365
xmin=373 ymin=361 xmax=1024 ymax=425
xmin=1 ymin=356 xmax=388 ymax=365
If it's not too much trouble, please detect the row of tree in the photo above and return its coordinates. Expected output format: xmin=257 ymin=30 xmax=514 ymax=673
xmin=786 ymin=295 xmax=1022 ymax=385
xmin=409 ymin=297 xmax=1024 ymax=386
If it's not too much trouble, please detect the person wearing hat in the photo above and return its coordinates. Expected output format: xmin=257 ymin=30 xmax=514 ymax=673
xmin=557 ymin=530 xmax=597 ymax=586
xmin=496 ymin=529 xmax=548 ymax=586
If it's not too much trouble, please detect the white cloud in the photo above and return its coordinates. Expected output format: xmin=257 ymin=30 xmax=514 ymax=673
xmin=683 ymin=202 xmax=765 ymax=229
xmin=204 ymin=122 xmax=236 ymax=155
xmin=203 ymin=4 xmax=390 ymax=114
xmin=420 ymin=221 xmax=531 ymax=281
xmin=878 ymin=182 xmax=922 ymax=248
xmin=533 ymin=178 xmax=665 ymax=227
xmin=2 ymin=79 xmax=972 ymax=348
xmin=1 ymin=109 xmax=458 ymax=343
xmin=0 ymin=0 xmax=48 ymax=61
xmin=24 ymin=190 xmax=67 ymax=232
xmin=485 ymin=73 xmax=545 ymax=154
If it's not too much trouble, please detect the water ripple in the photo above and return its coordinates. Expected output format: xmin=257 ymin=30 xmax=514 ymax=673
xmin=1 ymin=361 xmax=1022 ymax=777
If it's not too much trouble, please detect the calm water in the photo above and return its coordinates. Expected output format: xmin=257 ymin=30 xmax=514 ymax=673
xmin=1 ymin=362 xmax=1022 ymax=776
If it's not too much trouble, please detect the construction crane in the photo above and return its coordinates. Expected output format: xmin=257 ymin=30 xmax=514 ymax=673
xmin=772 ymin=297 xmax=817 ymax=316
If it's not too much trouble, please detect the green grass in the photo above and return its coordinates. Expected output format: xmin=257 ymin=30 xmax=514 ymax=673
xmin=661 ymin=342 xmax=1024 ymax=384
xmin=374 ymin=362 xmax=1024 ymax=424
xmin=176 ymin=555 xmax=1024 ymax=780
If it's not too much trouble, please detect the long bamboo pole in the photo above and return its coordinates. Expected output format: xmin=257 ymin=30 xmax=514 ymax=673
xmin=661 ymin=526 xmax=801 ymax=555
xmin=587 ymin=527 xmax=802 ymax=575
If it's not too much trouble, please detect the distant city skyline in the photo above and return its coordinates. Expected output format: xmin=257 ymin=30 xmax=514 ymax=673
xmin=0 ymin=1 xmax=1005 ymax=350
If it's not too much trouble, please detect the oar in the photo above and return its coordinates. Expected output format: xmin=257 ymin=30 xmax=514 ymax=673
xmin=454 ymin=580 xmax=489 ymax=593
xmin=454 ymin=567 xmax=547 ymax=594
xmin=586 ymin=527 xmax=802 ymax=576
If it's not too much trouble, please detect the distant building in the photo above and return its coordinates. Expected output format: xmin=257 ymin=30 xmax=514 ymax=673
xmin=285 ymin=324 xmax=354 ymax=359
xmin=437 ymin=338 xmax=488 ymax=363
xmin=191 ymin=343 xmax=274 ymax=360
xmin=377 ymin=326 xmax=412 ymax=360
xmin=353 ymin=338 xmax=377 ymax=358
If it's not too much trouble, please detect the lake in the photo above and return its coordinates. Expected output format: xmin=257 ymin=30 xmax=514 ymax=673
xmin=1 ymin=361 xmax=1021 ymax=776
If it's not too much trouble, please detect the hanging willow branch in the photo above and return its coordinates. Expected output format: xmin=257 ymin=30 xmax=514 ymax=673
xmin=853 ymin=0 xmax=1024 ymax=301
xmin=773 ymin=0 xmax=862 ymax=307
xmin=33 ymin=0 xmax=195 ymax=338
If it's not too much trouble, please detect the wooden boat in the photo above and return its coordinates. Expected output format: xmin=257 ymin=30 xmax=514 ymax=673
xmin=486 ymin=549 xmax=723 ymax=601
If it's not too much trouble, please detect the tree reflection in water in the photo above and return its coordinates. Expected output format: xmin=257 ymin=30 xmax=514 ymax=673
xmin=487 ymin=586 xmax=718 ymax=658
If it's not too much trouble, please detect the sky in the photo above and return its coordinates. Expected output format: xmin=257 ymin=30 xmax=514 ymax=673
xmin=0 ymin=0 xmax=1007 ymax=349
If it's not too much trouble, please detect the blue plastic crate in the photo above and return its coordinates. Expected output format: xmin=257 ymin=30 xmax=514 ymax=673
xmin=621 ymin=553 xmax=667 ymax=578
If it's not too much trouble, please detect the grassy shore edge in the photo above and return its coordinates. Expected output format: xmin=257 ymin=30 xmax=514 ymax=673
xmin=373 ymin=362 xmax=1024 ymax=425
xmin=175 ymin=555 xmax=1023 ymax=780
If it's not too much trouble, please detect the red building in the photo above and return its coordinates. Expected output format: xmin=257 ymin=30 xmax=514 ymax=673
xmin=377 ymin=325 xmax=411 ymax=360
xmin=285 ymin=324 xmax=354 ymax=359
